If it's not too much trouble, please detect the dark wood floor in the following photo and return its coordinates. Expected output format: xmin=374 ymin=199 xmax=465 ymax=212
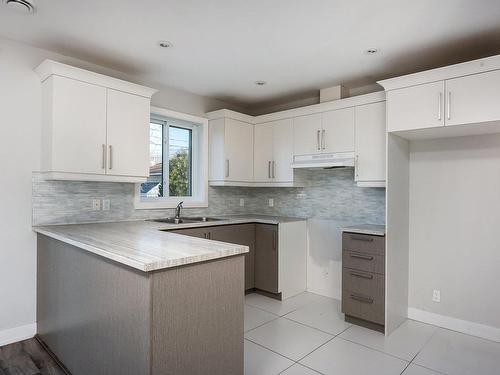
xmin=0 ymin=338 xmax=66 ymax=375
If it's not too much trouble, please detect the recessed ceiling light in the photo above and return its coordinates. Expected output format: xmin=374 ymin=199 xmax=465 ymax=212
xmin=3 ymin=0 xmax=35 ymax=14
xmin=158 ymin=40 xmax=173 ymax=48
xmin=364 ymin=48 xmax=379 ymax=55
xmin=255 ymin=81 xmax=267 ymax=86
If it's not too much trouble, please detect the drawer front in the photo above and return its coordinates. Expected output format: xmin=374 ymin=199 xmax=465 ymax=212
xmin=343 ymin=251 xmax=385 ymax=274
xmin=342 ymin=270 xmax=385 ymax=324
xmin=342 ymin=232 xmax=385 ymax=256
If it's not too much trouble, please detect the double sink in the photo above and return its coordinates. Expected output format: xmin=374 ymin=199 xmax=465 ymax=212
xmin=151 ymin=216 xmax=224 ymax=225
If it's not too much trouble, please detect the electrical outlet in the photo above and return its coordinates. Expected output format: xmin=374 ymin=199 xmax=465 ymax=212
xmin=92 ymin=199 xmax=101 ymax=211
xmin=268 ymin=198 xmax=274 ymax=207
xmin=432 ymin=289 xmax=441 ymax=303
xmin=239 ymin=198 xmax=244 ymax=207
xmin=102 ymin=199 xmax=110 ymax=211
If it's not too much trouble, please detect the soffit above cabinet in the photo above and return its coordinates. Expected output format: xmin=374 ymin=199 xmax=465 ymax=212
xmin=35 ymin=59 xmax=158 ymax=98
xmin=378 ymin=54 xmax=500 ymax=91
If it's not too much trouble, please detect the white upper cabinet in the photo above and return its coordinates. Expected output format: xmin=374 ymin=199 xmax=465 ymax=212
xmin=209 ymin=116 xmax=254 ymax=185
xmin=254 ymin=119 xmax=294 ymax=184
xmin=386 ymin=81 xmax=445 ymax=132
xmin=272 ymin=119 xmax=294 ymax=182
xmin=44 ymin=75 xmax=107 ymax=176
xmin=36 ymin=60 xmax=156 ymax=182
xmin=321 ymin=107 xmax=355 ymax=153
xmin=293 ymin=113 xmax=322 ymax=155
xmin=254 ymin=123 xmax=274 ymax=182
xmin=445 ymin=69 xmax=500 ymax=127
xmin=106 ymin=89 xmax=151 ymax=178
xmin=355 ymin=102 xmax=386 ymax=187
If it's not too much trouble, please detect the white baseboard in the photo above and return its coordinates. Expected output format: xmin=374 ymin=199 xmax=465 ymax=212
xmin=408 ymin=307 xmax=500 ymax=343
xmin=0 ymin=323 xmax=37 ymax=347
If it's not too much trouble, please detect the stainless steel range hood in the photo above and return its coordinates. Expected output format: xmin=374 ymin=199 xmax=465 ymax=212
xmin=291 ymin=151 xmax=355 ymax=169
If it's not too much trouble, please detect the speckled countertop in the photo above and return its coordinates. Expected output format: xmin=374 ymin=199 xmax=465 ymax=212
xmin=34 ymin=215 xmax=305 ymax=272
xmin=342 ymin=224 xmax=386 ymax=236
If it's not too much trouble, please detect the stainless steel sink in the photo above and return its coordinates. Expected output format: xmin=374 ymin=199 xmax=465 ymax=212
xmin=150 ymin=216 xmax=224 ymax=224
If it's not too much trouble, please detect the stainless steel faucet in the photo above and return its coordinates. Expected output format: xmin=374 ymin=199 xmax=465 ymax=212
xmin=175 ymin=201 xmax=184 ymax=219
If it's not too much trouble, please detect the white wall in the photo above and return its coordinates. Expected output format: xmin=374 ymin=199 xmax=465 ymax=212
xmin=0 ymin=37 xmax=236 ymax=344
xmin=408 ymin=134 xmax=500 ymax=330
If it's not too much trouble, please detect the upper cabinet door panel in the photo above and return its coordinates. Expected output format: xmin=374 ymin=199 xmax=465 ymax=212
xmin=272 ymin=119 xmax=294 ymax=182
xmin=224 ymin=118 xmax=254 ymax=182
xmin=321 ymin=107 xmax=355 ymax=153
xmin=445 ymin=69 xmax=500 ymax=127
xmin=293 ymin=113 xmax=322 ymax=156
xmin=355 ymin=102 xmax=386 ymax=182
xmin=51 ymin=76 xmax=107 ymax=175
xmin=106 ymin=89 xmax=150 ymax=177
xmin=387 ymin=81 xmax=445 ymax=132
xmin=254 ymin=123 xmax=274 ymax=182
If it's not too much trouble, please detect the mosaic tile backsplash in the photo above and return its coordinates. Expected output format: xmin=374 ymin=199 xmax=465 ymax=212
xmin=32 ymin=168 xmax=385 ymax=226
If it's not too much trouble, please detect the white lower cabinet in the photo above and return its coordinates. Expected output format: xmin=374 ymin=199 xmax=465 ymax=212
xmin=37 ymin=60 xmax=156 ymax=182
xmin=254 ymin=119 xmax=294 ymax=184
xmin=355 ymin=102 xmax=386 ymax=187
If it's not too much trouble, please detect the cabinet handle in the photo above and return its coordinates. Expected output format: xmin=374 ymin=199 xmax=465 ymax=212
xmin=355 ymin=155 xmax=359 ymax=178
xmin=272 ymin=161 xmax=276 ymax=178
xmin=438 ymin=93 xmax=442 ymax=121
xmin=350 ymin=271 xmax=374 ymax=279
xmin=350 ymin=235 xmax=374 ymax=242
xmin=322 ymin=129 xmax=326 ymax=150
xmin=108 ymin=145 xmax=113 ymax=170
xmin=447 ymin=91 xmax=451 ymax=120
xmin=225 ymin=159 xmax=230 ymax=178
xmin=350 ymin=294 xmax=374 ymax=304
xmin=349 ymin=253 xmax=374 ymax=261
xmin=208 ymin=232 xmax=211 ymax=239
xmin=102 ymin=144 xmax=106 ymax=169
xmin=268 ymin=161 xmax=272 ymax=179
xmin=204 ymin=233 xmax=207 ymax=239
xmin=317 ymin=130 xmax=321 ymax=150
xmin=273 ymin=231 xmax=277 ymax=250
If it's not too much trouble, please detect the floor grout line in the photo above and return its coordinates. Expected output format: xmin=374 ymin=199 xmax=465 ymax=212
xmin=244 ymin=338 xmax=298 ymax=363
xmin=337 ymin=336 xmax=411 ymax=363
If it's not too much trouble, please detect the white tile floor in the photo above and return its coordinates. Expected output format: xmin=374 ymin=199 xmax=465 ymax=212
xmin=244 ymin=292 xmax=500 ymax=375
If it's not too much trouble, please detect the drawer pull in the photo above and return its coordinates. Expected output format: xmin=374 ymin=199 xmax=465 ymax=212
xmin=350 ymin=271 xmax=373 ymax=279
xmin=350 ymin=235 xmax=374 ymax=242
xmin=350 ymin=253 xmax=374 ymax=261
xmin=350 ymin=294 xmax=374 ymax=304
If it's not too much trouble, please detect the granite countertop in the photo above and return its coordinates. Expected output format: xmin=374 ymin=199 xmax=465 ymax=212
xmin=342 ymin=224 xmax=386 ymax=236
xmin=33 ymin=215 xmax=306 ymax=272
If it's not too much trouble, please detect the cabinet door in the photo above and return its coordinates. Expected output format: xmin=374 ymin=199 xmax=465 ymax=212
xmin=50 ymin=76 xmax=107 ymax=174
xmin=168 ymin=227 xmax=208 ymax=239
xmin=210 ymin=224 xmax=256 ymax=290
xmin=355 ymin=102 xmax=386 ymax=183
xmin=445 ymin=69 xmax=500 ymax=127
xmin=254 ymin=224 xmax=279 ymax=294
xmin=321 ymin=107 xmax=355 ymax=153
xmin=386 ymin=81 xmax=445 ymax=132
xmin=272 ymin=119 xmax=294 ymax=182
xmin=224 ymin=118 xmax=254 ymax=182
xmin=106 ymin=89 xmax=150 ymax=177
xmin=293 ymin=113 xmax=322 ymax=156
xmin=254 ymin=123 xmax=274 ymax=182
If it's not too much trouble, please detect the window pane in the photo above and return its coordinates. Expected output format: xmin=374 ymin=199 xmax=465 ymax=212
xmin=140 ymin=122 xmax=163 ymax=198
xmin=168 ymin=126 xmax=192 ymax=197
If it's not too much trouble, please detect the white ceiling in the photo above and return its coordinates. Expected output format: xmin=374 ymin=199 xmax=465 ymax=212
xmin=1 ymin=0 xmax=500 ymax=109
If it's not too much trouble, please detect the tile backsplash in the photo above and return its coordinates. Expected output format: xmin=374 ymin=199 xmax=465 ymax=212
xmin=32 ymin=168 xmax=385 ymax=226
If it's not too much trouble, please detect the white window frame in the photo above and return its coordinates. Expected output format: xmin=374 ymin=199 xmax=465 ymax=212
xmin=134 ymin=107 xmax=208 ymax=209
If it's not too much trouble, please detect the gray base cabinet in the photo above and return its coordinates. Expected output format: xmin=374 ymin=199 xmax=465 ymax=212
xmin=341 ymin=232 xmax=386 ymax=332
xmin=37 ymin=235 xmax=245 ymax=375
xmin=254 ymin=224 xmax=279 ymax=294
xmin=170 ymin=223 xmax=279 ymax=295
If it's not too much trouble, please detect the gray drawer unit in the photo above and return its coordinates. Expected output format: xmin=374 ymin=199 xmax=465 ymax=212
xmin=342 ymin=231 xmax=386 ymax=332
xmin=342 ymin=232 xmax=385 ymax=255
xmin=343 ymin=251 xmax=385 ymax=274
